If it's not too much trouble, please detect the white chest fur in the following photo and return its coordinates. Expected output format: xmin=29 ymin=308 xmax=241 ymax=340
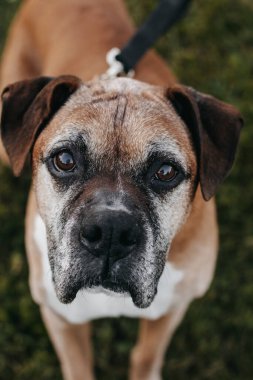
xmin=33 ymin=214 xmax=184 ymax=324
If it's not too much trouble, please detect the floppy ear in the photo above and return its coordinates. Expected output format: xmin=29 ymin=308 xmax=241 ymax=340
xmin=0 ymin=75 xmax=81 ymax=176
xmin=167 ymin=85 xmax=243 ymax=201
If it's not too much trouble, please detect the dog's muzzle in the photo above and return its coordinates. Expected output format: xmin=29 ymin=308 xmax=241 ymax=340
xmin=53 ymin=188 xmax=158 ymax=308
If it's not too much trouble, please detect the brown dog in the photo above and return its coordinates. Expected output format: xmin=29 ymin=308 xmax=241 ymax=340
xmin=0 ymin=1 xmax=242 ymax=379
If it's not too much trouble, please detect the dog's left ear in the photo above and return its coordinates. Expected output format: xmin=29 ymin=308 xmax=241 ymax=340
xmin=1 ymin=75 xmax=81 ymax=176
xmin=167 ymin=85 xmax=243 ymax=201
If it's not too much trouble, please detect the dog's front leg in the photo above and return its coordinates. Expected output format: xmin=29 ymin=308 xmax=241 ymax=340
xmin=129 ymin=303 xmax=189 ymax=380
xmin=40 ymin=306 xmax=95 ymax=380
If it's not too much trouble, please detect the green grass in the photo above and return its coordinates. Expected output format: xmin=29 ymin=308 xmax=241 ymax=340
xmin=0 ymin=0 xmax=253 ymax=379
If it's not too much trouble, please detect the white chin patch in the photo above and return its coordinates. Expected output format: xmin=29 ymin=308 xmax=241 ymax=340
xmin=34 ymin=214 xmax=184 ymax=324
xmin=85 ymin=286 xmax=129 ymax=297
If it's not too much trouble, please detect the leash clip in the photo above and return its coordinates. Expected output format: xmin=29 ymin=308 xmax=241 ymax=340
xmin=104 ymin=48 xmax=134 ymax=79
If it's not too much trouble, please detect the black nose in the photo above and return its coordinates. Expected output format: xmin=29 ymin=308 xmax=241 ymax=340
xmin=80 ymin=211 xmax=141 ymax=259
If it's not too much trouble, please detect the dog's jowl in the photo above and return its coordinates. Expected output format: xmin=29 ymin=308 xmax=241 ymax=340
xmin=0 ymin=1 xmax=243 ymax=379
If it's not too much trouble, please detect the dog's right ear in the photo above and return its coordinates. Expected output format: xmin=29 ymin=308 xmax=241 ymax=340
xmin=1 ymin=75 xmax=81 ymax=176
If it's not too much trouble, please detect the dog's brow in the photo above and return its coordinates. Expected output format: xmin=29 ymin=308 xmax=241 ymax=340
xmin=146 ymin=139 xmax=189 ymax=169
xmin=44 ymin=133 xmax=87 ymax=156
xmin=89 ymin=94 xmax=118 ymax=104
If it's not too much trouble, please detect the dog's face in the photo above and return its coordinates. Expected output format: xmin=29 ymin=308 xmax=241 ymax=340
xmin=1 ymin=76 xmax=242 ymax=308
xmin=32 ymin=79 xmax=197 ymax=307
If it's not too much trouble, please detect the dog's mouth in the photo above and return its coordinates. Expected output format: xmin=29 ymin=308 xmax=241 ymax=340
xmin=54 ymin=271 xmax=158 ymax=309
xmin=101 ymin=278 xmax=129 ymax=294
xmin=90 ymin=273 xmax=157 ymax=309
xmin=94 ymin=278 xmax=157 ymax=309
xmin=52 ymin=231 xmax=161 ymax=309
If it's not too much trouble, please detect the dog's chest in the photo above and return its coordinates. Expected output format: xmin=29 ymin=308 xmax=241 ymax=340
xmin=33 ymin=215 xmax=183 ymax=324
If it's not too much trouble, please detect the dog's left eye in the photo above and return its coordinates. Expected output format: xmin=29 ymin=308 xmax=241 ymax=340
xmin=155 ymin=164 xmax=177 ymax=182
xmin=147 ymin=159 xmax=186 ymax=193
xmin=53 ymin=150 xmax=76 ymax=172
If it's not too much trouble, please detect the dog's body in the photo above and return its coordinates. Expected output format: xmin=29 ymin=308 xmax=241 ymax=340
xmin=0 ymin=1 xmax=242 ymax=379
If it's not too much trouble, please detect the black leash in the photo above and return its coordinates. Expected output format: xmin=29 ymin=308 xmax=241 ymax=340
xmin=111 ymin=0 xmax=191 ymax=75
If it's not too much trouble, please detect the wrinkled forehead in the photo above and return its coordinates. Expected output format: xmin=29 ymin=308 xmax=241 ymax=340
xmin=35 ymin=80 xmax=196 ymax=172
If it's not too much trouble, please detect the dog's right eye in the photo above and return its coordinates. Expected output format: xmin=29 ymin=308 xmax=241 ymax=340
xmin=53 ymin=150 xmax=76 ymax=172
